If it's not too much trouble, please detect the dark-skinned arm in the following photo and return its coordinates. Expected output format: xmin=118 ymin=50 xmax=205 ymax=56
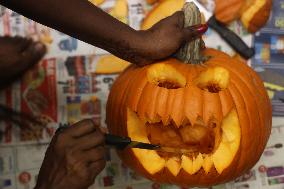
xmin=0 ymin=0 xmax=207 ymax=65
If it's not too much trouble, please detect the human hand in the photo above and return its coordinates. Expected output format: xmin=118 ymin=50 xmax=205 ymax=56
xmin=35 ymin=120 xmax=106 ymax=189
xmin=129 ymin=11 xmax=208 ymax=66
xmin=0 ymin=36 xmax=46 ymax=90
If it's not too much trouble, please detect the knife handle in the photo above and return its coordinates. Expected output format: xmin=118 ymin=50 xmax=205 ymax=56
xmin=55 ymin=125 xmax=131 ymax=150
xmin=105 ymin=134 xmax=131 ymax=149
xmin=207 ymin=16 xmax=255 ymax=60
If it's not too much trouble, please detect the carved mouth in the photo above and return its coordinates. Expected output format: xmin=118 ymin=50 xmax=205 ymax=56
xmin=127 ymin=108 xmax=241 ymax=176
xmin=146 ymin=118 xmax=218 ymax=156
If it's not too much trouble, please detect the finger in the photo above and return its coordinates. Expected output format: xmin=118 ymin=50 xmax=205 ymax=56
xmin=65 ymin=119 xmax=99 ymax=138
xmin=13 ymin=42 xmax=46 ymax=74
xmin=182 ymin=24 xmax=208 ymax=42
xmin=18 ymin=38 xmax=33 ymax=53
xmin=0 ymin=41 xmax=46 ymax=89
xmin=74 ymin=130 xmax=105 ymax=150
xmin=81 ymin=146 xmax=106 ymax=163
xmin=11 ymin=36 xmax=33 ymax=53
xmin=88 ymin=159 xmax=106 ymax=179
xmin=21 ymin=41 xmax=46 ymax=60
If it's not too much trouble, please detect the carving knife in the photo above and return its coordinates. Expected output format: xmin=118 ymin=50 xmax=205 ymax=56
xmin=55 ymin=126 xmax=197 ymax=154
xmin=105 ymin=134 xmax=197 ymax=155
xmin=187 ymin=0 xmax=255 ymax=59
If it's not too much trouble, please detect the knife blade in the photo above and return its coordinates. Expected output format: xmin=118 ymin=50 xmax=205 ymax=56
xmin=105 ymin=134 xmax=197 ymax=155
xmin=186 ymin=0 xmax=255 ymax=59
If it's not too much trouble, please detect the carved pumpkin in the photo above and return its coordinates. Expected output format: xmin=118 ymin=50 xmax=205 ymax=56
xmin=143 ymin=0 xmax=272 ymax=33
xmin=239 ymin=0 xmax=272 ymax=33
xmin=215 ymin=0 xmax=245 ymax=24
xmin=141 ymin=0 xmax=184 ymax=30
xmin=146 ymin=0 xmax=159 ymax=5
xmin=215 ymin=0 xmax=272 ymax=33
xmin=106 ymin=3 xmax=272 ymax=187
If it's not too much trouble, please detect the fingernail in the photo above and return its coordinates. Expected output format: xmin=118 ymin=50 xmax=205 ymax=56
xmin=33 ymin=42 xmax=47 ymax=54
xmin=34 ymin=42 xmax=45 ymax=51
xmin=190 ymin=24 xmax=208 ymax=34
xmin=197 ymin=24 xmax=208 ymax=34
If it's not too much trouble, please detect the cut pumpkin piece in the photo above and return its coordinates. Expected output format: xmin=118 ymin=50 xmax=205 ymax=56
xmin=240 ymin=0 xmax=272 ymax=33
xmin=146 ymin=0 xmax=159 ymax=5
xmin=141 ymin=0 xmax=185 ymax=30
xmin=109 ymin=0 xmax=128 ymax=23
xmin=95 ymin=55 xmax=130 ymax=74
xmin=215 ymin=0 xmax=245 ymax=24
xmin=110 ymin=0 xmax=128 ymax=18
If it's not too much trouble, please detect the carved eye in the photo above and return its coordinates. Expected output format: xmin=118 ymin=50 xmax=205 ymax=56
xmin=147 ymin=64 xmax=186 ymax=89
xmin=194 ymin=67 xmax=230 ymax=93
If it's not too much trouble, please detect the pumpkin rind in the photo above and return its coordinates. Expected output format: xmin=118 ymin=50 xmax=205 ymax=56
xmin=106 ymin=48 xmax=272 ymax=187
xmin=240 ymin=0 xmax=273 ymax=33
xmin=215 ymin=0 xmax=245 ymax=24
xmin=106 ymin=2 xmax=271 ymax=187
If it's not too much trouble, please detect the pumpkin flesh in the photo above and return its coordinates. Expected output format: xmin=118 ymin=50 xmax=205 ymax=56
xmin=240 ymin=0 xmax=272 ymax=33
xmin=127 ymin=106 xmax=241 ymax=176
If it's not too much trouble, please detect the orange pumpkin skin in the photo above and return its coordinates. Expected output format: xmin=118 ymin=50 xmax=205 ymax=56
xmin=240 ymin=0 xmax=272 ymax=33
xmin=214 ymin=0 xmax=272 ymax=33
xmin=146 ymin=0 xmax=159 ymax=5
xmin=106 ymin=48 xmax=272 ymax=187
xmin=215 ymin=0 xmax=245 ymax=24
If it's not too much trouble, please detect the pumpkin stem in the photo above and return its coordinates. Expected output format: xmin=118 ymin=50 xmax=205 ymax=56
xmin=176 ymin=2 xmax=208 ymax=64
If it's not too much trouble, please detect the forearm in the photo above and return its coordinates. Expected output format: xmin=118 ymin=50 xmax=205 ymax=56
xmin=0 ymin=0 xmax=145 ymax=61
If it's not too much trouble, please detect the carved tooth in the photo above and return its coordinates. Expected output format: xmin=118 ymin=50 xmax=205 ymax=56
xmin=212 ymin=142 xmax=232 ymax=174
xmin=181 ymin=118 xmax=190 ymax=127
xmin=137 ymin=111 xmax=147 ymax=123
xmin=172 ymin=117 xmax=183 ymax=128
xmin=192 ymin=153 xmax=204 ymax=174
xmin=166 ymin=157 xmax=182 ymax=176
xmin=182 ymin=154 xmax=204 ymax=175
xmin=202 ymin=155 xmax=213 ymax=174
xmin=161 ymin=116 xmax=170 ymax=126
xmin=195 ymin=116 xmax=206 ymax=126
xmin=146 ymin=115 xmax=161 ymax=124
xmin=181 ymin=155 xmax=194 ymax=175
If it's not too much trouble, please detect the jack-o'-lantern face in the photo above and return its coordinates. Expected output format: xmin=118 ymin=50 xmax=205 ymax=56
xmin=125 ymin=60 xmax=238 ymax=176
xmin=106 ymin=49 xmax=271 ymax=187
xmin=106 ymin=3 xmax=271 ymax=187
